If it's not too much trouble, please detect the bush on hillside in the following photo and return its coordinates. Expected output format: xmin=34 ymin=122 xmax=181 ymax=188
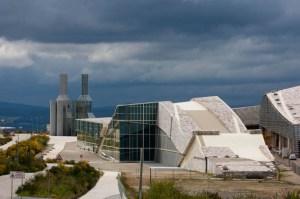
xmin=0 ymin=135 xmax=49 ymax=175
xmin=17 ymin=161 xmax=102 ymax=199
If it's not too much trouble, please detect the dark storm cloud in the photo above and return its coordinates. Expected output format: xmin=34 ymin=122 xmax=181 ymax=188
xmin=0 ymin=0 xmax=300 ymax=108
xmin=0 ymin=0 xmax=288 ymax=43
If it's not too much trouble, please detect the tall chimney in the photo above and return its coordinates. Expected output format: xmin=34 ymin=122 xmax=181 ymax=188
xmin=81 ymin=74 xmax=88 ymax=95
xmin=57 ymin=73 xmax=69 ymax=101
xmin=59 ymin=74 xmax=68 ymax=95
xmin=77 ymin=74 xmax=92 ymax=102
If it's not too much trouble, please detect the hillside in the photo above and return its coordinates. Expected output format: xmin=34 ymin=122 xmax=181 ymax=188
xmin=0 ymin=101 xmax=48 ymax=131
xmin=0 ymin=101 xmax=114 ymax=131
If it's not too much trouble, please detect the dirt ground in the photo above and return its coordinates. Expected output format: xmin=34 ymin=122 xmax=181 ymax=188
xmin=176 ymin=179 xmax=300 ymax=199
xmin=122 ymin=171 xmax=300 ymax=199
xmin=60 ymin=142 xmax=300 ymax=198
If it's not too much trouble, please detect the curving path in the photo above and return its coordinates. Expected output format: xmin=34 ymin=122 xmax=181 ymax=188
xmin=43 ymin=136 xmax=77 ymax=160
xmin=80 ymin=171 xmax=121 ymax=199
xmin=0 ymin=134 xmax=31 ymax=151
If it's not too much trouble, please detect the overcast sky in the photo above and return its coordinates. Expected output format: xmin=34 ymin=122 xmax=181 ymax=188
xmin=0 ymin=0 xmax=300 ymax=107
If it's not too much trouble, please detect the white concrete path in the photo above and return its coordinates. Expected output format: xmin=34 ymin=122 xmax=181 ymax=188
xmin=43 ymin=136 xmax=77 ymax=160
xmin=0 ymin=172 xmax=35 ymax=199
xmin=0 ymin=134 xmax=31 ymax=151
xmin=80 ymin=171 xmax=121 ymax=199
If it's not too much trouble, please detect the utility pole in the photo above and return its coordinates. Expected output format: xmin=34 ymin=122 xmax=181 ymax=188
xmin=16 ymin=134 xmax=19 ymax=163
xmin=10 ymin=174 xmax=13 ymax=199
xmin=138 ymin=104 xmax=145 ymax=199
xmin=138 ymin=148 xmax=144 ymax=199
xmin=47 ymin=170 xmax=51 ymax=199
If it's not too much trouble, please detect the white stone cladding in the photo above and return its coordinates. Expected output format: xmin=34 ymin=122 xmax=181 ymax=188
xmin=192 ymin=96 xmax=247 ymax=133
xmin=267 ymin=86 xmax=300 ymax=125
xmin=201 ymin=146 xmax=236 ymax=158
xmin=158 ymin=101 xmax=197 ymax=154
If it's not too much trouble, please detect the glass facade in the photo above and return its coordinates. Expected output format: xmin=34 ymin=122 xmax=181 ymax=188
xmin=101 ymin=103 xmax=158 ymax=161
xmin=76 ymin=120 xmax=102 ymax=152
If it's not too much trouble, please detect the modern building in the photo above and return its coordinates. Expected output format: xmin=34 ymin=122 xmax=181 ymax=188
xmin=260 ymin=86 xmax=300 ymax=158
xmin=49 ymin=74 xmax=94 ymax=136
xmin=79 ymin=96 xmax=275 ymax=176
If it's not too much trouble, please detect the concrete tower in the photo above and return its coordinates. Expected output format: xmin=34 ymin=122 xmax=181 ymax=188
xmin=49 ymin=73 xmax=94 ymax=136
xmin=49 ymin=100 xmax=57 ymax=136
xmin=76 ymin=74 xmax=93 ymax=119
xmin=56 ymin=74 xmax=72 ymax=136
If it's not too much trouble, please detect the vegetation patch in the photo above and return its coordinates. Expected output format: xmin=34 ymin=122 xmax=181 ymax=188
xmin=16 ymin=161 xmax=102 ymax=199
xmin=0 ymin=136 xmax=12 ymax=146
xmin=0 ymin=134 xmax=49 ymax=175
xmin=142 ymin=181 xmax=221 ymax=199
xmin=284 ymin=191 xmax=300 ymax=199
xmin=121 ymin=177 xmax=300 ymax=199
xmin=46 ymin=158 xmax=76 ymax=165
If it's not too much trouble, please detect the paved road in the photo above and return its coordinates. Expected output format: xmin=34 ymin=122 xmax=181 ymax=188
xmin=273 ymin=153 xmax=300 ymax=185
xmin=80 ymin=171 xmax=121 ymax=199
xmin=0 ymin=134 xmax=31 ymax=150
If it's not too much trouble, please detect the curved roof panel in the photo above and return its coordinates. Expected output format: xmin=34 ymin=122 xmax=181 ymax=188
xmin=266 ymin=86 xmax=300 ymax=124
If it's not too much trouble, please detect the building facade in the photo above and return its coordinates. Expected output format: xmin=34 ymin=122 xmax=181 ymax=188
xmin=76 ymin=118 xmax=111 ymax=152
xmin=260 ymin=86 xmax=300 ymax=158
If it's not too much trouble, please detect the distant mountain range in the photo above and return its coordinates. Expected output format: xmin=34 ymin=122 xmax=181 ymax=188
xmin=0 ymin=101 xmax=114 ymax=131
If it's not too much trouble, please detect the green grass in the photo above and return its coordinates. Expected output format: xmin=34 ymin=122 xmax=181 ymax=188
xmin=141 ymin=181 xmax=221 ymax=199
xmin=123 ymin=179 xmax=300 ymax=199
xmin=284 ymin=191 xmax=300 ymax=199
xmin=17 ymin=161 xmax=102 ymax=199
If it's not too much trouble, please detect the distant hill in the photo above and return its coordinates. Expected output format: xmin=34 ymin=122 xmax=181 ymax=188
xmin=0 ymin=101 xmax=115 ymax=131
xmin=0 ymin=101 xmax=48 ymax=131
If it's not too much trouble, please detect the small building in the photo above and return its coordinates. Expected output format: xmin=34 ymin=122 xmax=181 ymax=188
xmin=260 ymin=86 xmax=300 ymax=158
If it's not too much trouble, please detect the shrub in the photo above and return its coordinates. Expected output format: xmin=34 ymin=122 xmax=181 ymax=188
xmin=64 ymin=160 xmax=76 ymax=165
xmin=142 ymin=181 xmax=221 ymax=199
xmin=284 ymin=191 xmax=300 ymax=199
xmin=0 ymin=135 xmax=49 ymax=175
xmin=17 ymin=161 xmax=102 ymax=199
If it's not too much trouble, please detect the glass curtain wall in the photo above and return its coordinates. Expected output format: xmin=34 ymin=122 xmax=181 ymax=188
xmin=101 ymin=103 xmax=158 ymax=161
xmin=76 ymin=120 xmax=101 ymax=152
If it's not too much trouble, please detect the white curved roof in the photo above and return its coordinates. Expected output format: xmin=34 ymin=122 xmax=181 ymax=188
xmin=266 ymin=86 xmax=300 ymax=124
xmin=192 ymin=96 xmax=247 ymax=133
xmin=158 ymin=96 xmax=249 ymax=154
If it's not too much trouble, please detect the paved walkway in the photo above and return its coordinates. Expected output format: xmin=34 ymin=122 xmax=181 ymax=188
xmin=273 ymin=153 xmax=300 ymax=185
xmin=0 ymin=172 xmax=35 ymax=199
xmin=0 ymin=134 xmax=31 ymax=150
xmin=80 ymin=171 xmax=121 ymax=199
xmin=43 ymin=136 xmax=76 ymax=160
xmin=60 ymin=141 xmax=99 ymax=162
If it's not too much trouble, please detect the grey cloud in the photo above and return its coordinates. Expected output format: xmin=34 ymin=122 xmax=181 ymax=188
xmin=0 ymin=0 xmax=289 ymax=43
xmin=0 ymin=0 xmax=300 ymax=108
